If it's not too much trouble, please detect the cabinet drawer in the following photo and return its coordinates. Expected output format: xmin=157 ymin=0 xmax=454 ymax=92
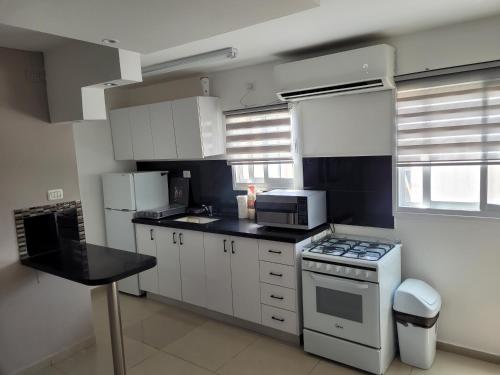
xmin=260 ymin=283 xmax=296 ymax=312
xmin=259 ymin=261 xmax=296 ymax=289
xmin=261 ymin=305 xmax=298 ymax=334
xmin=258 ymin=240 xmax=295 ymax=266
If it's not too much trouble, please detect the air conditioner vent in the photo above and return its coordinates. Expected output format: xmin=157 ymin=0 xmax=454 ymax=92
xmin=279 ymin=79 xmax=384 ymax=101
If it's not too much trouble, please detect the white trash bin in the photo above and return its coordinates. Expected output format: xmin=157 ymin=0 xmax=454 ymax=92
xmin=393 ymin=279 xmax=441 ymax=369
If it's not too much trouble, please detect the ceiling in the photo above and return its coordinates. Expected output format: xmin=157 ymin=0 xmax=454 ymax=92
xmin=2 ymin=0 xmax=500 ymax=76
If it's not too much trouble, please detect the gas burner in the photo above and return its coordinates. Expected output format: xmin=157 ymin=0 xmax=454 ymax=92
xmin=304 ymin=235 xmax=395 ymax=261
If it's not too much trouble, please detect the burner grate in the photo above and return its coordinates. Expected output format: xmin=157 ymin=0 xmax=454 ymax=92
xmin=305 ymin=236 xmax=395 ymax=261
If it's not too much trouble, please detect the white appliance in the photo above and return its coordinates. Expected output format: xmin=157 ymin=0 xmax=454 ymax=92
xmin=274 ymin=44 xmax=395 ymax=102
xmin=393 ymin=279 xmax=441 ymax=369
xmin=301 ymin=234 xmax=401 ymax=375
xmin=102 ymin=171 xmax=169 ymax=295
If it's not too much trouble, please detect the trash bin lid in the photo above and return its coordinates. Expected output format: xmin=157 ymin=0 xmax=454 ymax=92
xmin=393 ymin=279 xmax=441 ymax=318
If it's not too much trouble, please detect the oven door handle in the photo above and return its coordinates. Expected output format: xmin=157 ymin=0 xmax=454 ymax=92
xmin=310 ymin=272 xmax=369 ymax=290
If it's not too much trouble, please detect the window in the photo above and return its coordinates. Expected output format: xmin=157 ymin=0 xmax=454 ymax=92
xmin=225 ymin=105 xmax=297 ymax=189
xmin=396 ymin=71 xmax=500 ymax=217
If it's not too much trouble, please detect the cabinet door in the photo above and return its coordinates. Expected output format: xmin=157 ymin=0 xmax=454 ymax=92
xmin=109 ymin=108 xmax=133 ymax=160
xmin=149 ymin=101 xmax=178 ymax=160
xmin=179 ymin=230 xmax=206 ymax=307
xmin=155 ymin=227 xmax=182 ymax=300
xmin=135 ymin=225 xmax=159 ymax=293
xmin=197 ymin=97 xmax=224 ymax=157
xmin=204 ymin=233 xmax=233 ymax=315
xmin=172 ymin=97 xmax=203 ymax=159
xmin=130 ymin=105 xmax=154 ymax=160
xmin=230 ymin=237 xmax=261 ymax=324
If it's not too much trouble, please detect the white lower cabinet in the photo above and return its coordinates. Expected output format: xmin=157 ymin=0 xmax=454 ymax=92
xmin=261 ymin=305 xmax=298 ymax=334
xmin=178 ymin=230 xmax=206 ymax=307
xmin=155 ymin=227 xmax=182 ymax=300
xmin=204 ymin=233 xmax=261 ymax=324
xmin=135 ymin=224 xmax=159 ymax=294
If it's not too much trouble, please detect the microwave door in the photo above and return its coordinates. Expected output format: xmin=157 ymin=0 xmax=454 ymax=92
xmin=255 ymin=201 xmax=298 ymax=226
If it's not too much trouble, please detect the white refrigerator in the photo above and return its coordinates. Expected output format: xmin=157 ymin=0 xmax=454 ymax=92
xmin=102 ymin=171 xmax=169 ymax=295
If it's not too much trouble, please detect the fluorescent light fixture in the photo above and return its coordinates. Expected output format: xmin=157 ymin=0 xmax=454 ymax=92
xmin=142 ymin=47 xmax=238 ymax=77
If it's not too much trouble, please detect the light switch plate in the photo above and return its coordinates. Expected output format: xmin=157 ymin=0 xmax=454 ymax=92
xmin=47 ymin=189 xmax=64 ymax=201
xmin=183 ymin=170 xmax=191 ymax=178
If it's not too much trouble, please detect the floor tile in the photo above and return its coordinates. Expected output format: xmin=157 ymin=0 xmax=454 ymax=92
xmin=410 ymin=350 xmax=500 ymax=375
xmin=19 ymin=365 xmax=66 ymax=375
xmin=386 ymin=357 xmax=412 ymax=375
xmin=124 ymin=305 xmax=207 ymax=349
xmin=119 ymin=294 xmax=166 ymax=327
xmin=217 ymin=336 xmax=319 ymax=375
xmin=163 ymin=320 xmax=260 ymax=371
xmin=53 ymin=337 xmax=158 ymax=375
xmin=128 ymin=351 xmax=215 ymax=375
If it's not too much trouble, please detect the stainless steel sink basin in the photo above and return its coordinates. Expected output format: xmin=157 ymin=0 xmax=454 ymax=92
xmin=173 ymin=216 xmax=220 ymax=224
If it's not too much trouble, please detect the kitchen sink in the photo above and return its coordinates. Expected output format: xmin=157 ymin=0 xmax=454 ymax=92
xmin=173 ymin=216 xmax=220 ymax=224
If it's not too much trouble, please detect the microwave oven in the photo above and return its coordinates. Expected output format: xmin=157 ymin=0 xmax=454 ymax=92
xmin=255 ymin=189 xmax=327 ymax=230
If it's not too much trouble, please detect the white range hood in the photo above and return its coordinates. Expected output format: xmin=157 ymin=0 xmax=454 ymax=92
xmin=44 ymin=41 xmax=142 ymax=124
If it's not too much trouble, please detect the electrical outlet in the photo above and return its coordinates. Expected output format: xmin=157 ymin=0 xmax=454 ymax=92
xmin=183 ymin=170 xmax=191 ymax=178
xmin=246 ymin=82 xmax=255 ymax=91
xmin=47 ymin=189 xmax=64 ymax=201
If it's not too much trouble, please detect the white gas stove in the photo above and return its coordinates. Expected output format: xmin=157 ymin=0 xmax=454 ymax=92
xmin=301 ymin=234 xmax=401 ymax=375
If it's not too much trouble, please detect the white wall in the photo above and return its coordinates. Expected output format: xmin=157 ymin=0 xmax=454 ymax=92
xmin=0 ymin=47 xmax=93 ymax=375
xmin=72 ymin=120 xmax=136 ymax=246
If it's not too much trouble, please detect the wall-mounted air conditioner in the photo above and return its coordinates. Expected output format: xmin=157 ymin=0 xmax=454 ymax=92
xmin=274 ymin=44 xmax=395 ymax=102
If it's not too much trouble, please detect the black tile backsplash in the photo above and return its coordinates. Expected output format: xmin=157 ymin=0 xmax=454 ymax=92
xmin=138 ymin=156 xmax=394 ymax=228
xmin=303 ymin=156 xmax=394 ymax=229
xmin=137 ymin=160 xmax=245 ymax=216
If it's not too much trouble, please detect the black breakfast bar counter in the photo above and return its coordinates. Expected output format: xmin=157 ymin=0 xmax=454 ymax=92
xmin=21 ymin=243 xmax=156 ymax=375
xmin=132 ymin=215 xmax=329 ymax=243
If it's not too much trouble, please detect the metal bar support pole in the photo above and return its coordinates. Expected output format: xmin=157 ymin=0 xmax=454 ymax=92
xmin=106 ymin=281 xmax=126 ymax=375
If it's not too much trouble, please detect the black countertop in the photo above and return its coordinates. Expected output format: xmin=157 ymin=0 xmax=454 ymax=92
xmin=21 ymin=243 xmax=157 ymax=286
xmin=132 ymin=215 xmax=329 ymax=243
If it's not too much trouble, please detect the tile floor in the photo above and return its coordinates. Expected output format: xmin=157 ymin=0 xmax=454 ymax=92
xmin=29 ymin=290 xmax=500 ymax=375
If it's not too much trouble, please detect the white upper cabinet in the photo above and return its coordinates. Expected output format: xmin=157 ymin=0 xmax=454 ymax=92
xmin=109 ymin=107 xmax=133 ymax=160
xmin=130 ymin=104 xmax=154 ymax=160
xmin=149 ymin=101 xmax=178 ymax=160
xmin=109 ymin=96 xmax=224 ymax=161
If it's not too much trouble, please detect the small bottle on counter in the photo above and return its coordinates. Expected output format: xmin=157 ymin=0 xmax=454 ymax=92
xmin=247 ymin=185 xmax=256 ymax=220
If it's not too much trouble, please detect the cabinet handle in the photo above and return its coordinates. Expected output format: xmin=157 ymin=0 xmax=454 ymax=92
xmin=179 ymin=233 xmax=183 ymax=246
xmin=269 ymin=272 xmax=283 ymax=277
xmin=223 ymin=239 xmax=227 ymax=253
xmin=270 ymin=294 xmax=284 ymax=300
xmin=271 ymin=316 xmax=285 ymax=322
xmin=268 ymin=249 xmax=282 ymax=254
xmin=231 ymin=240 xmax=235 ymax=254
xmin=173 ymin=232 xmax=177 ymax=244
xmin=150 ymin=229 xmax=154 ymax=241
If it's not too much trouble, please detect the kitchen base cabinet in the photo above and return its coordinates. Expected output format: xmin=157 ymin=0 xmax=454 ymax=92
xmin=155 ymin=227 xmax=182 ymax=300
xmin=204 ymin=234 xmax=261 ymax=324
xmin=135 ymin=224 xmax=159 ymax=294
xmin=179 ymin=230 xmax=206 ymax=307
xmin=204 ymin=233 xmax=233 ymax=315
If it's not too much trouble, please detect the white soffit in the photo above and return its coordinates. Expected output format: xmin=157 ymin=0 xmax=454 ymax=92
xmin=0 ymin=0 xmax=318 ymax=54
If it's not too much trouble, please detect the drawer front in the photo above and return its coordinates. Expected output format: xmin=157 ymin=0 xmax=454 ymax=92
xmin=261 ymin=305 xmax=298 ymax=334
xmin=260 ymin=283 xmax=296 ymax=312
xmin=258 ymin=240 xmax=295 ymax=266
xmin=259 ymin=261 xmax=296 ymax=289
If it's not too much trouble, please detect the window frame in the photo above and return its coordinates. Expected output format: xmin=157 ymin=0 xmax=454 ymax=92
xmin=231 ymin=163 xmax=297 ymax=190
xmin=396 ymin=164 xmax=500 ymax=218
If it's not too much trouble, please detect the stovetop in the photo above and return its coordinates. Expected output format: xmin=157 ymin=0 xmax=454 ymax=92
xmin=304 ymin=235 xmax=395 ymax=261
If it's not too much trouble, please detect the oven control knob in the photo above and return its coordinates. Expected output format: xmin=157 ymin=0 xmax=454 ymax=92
xmin=355 ymin=269 xmax=361 ymax=276
xmin=345 ymin=267 xmax=351 ymax=274
xmin=315 ymin=263 xmax=323 ymax=270
xmin=325 ymin=264 xmax=332 ymax=272
xmin=335 ymin=266 xmax=343 ymax=273
xmin=307 ymin=261 xmax=315 ymax=268
xmin=365 ymin=271 xmax=372 ymax=279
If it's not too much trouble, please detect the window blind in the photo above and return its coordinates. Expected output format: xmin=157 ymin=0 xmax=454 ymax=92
xmin=396 ymin=71 xmax=500 ymax=166
xmin=225 ymin=104 xmax=293 ymax=165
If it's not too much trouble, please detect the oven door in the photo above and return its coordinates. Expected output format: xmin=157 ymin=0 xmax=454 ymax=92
xmin=302 ymin=270 xmax=380 ymax=348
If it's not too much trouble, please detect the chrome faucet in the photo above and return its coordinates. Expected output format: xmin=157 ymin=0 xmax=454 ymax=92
xmin=201 ymin=205 xmax=213 ymax=217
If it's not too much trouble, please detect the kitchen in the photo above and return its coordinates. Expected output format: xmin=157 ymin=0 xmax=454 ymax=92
xmin=1 ymin=1 xmax=500 ymax=375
